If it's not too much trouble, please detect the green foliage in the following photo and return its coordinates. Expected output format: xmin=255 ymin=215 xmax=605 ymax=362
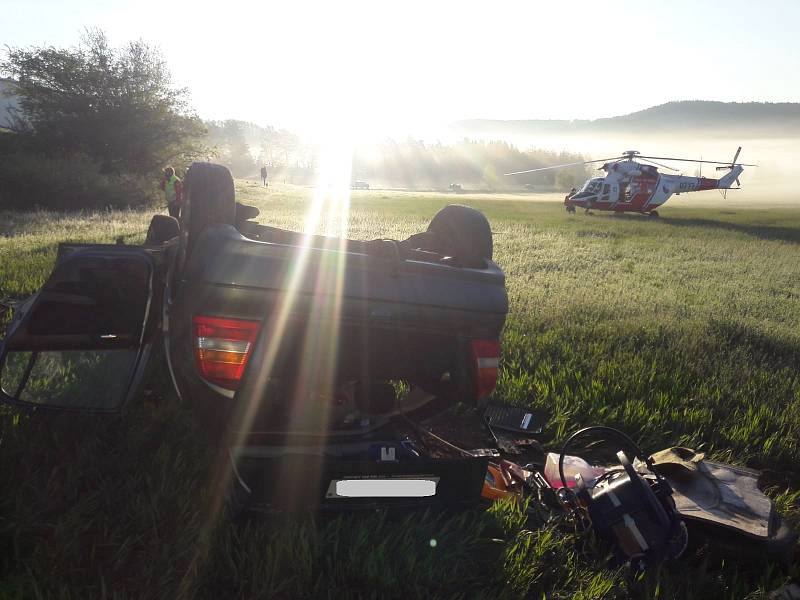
xmin=205 ymin=120 xmax=257 ymax=178
xmin=0 ymin=185 xmax=798 ymax=597
xmin=201 ymin=123 xmax=588 ymax=190
xmin=483 ymin=164 xmax=500 ymax=190
xmin=555 ymin=170 xmax=577 ymax=191
xmin=203 ymin=119 xmax=312 ymax=181
xmin=0 ymin=150 xmax=159 ymax=210
xmin=352 ymin=140 xmax=588 ymax=190
xmin=0 ymin=29 xmax=205 ymax=210
xmin=1 ymin=29 xmax=206 ymax=175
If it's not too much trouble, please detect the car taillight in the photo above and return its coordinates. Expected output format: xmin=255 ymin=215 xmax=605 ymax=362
xmin=471 ymin=339 xmax=500 ymax=400
xmin=193 ymin=315 xmax=260 ymax=391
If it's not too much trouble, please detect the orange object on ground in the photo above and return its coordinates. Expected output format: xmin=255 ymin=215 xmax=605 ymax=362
xmin=481 ymin=460 xmax=532 ymax=502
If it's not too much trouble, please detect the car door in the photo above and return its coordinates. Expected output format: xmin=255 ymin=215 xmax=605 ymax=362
xmin=0 ymin=242 xmax=172 ymax=412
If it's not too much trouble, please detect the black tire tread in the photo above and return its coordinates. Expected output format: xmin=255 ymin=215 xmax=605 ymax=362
xmin=427 ymin=204 xmax=493 ymax=267
xmin=145 ymin=215 xmax=180 ymax=245
xmin=182 ymin=162 xmax=236 ymax=252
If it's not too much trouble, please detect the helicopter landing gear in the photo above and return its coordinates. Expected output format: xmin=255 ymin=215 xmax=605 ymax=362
xmin=649 ymin=210 xmax=660 ymax=218
xmin=566 ymin=205 xmax=576 ymax=214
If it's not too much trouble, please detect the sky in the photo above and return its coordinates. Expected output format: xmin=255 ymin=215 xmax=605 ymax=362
xmin=2 ymin=0 xmax=800 ymax=141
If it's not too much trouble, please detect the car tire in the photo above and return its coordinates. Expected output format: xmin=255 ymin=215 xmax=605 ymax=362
xmin=427 ymin=204 xmax=493 ymax=268
xmin=144 ymin=215 xmax=180 ymax=245
xmin=181 ymin=162 xmax=236 ymax=256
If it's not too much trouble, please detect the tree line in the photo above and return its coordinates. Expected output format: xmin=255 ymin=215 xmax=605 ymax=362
xmin=202 ymin=121 xmax=587 ymax=191
xmin=0 ymin=30 xmax=586 ymax=211
xmin=0 ymin=30 xmax=205 ymax=210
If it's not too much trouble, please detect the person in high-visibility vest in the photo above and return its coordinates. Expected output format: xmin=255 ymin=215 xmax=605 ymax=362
xmin=564 ymin=187 xmax=576 ymax=213
xmin=160 ymin=166 xmax=183 ymax=218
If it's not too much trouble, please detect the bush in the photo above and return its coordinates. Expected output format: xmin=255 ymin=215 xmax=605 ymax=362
xmin=2 ymin=30 xmax=206 ymax=177
xmin=0 ymin=151 xmax=160 ymax=210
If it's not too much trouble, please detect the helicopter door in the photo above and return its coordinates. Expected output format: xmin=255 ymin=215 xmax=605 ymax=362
xmin=600 ymin=184 xmax=611 ymax=203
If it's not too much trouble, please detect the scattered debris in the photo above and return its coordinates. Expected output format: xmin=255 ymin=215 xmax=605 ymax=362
xmin=484 ymin=402 xmax=546 ymax=435
xmin=481 ymin=460 xmax=533 ymax=502
xmin=651 ymin=447 xmax=798 ymax=565
xmin=546 ymin=426 xmax=687 ymax=569
xmin=473 ymin=422 xmax=796 ymax=571
xmin=543 ymin=452 xmax=607 ymax=489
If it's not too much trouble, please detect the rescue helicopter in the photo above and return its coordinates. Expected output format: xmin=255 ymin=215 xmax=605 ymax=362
xmin=506 ymin=147 xmax=756 ymax=216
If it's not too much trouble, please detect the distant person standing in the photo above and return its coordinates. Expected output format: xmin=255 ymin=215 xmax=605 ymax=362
xmin=160 ymin=166 xmax=183 ymax=218
xmin=260 ymin=165 xmax=268 ymax=187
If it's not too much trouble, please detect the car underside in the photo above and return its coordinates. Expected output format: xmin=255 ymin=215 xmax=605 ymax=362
xmin=0 ymin=162 xmax=508 ymax=511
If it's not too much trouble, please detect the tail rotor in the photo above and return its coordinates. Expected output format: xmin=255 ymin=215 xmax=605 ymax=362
xmin=716 ymin=146 xmax=743 ymax=199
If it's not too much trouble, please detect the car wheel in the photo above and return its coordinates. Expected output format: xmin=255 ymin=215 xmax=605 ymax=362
xmin=181 ymin=162 xmax=236 ymax=257
xmin=427 ymin=204 xmax=493 ymax=268
xmin=144 ymin=215 xmax=180 ymax=245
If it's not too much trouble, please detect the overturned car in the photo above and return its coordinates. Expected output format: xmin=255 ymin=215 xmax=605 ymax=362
xmin=0 ymin=163 xmax=508 ymax=510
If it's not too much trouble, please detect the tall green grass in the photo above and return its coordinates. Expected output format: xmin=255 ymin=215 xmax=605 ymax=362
xmin=0 ymin=182 xmax=798 ymax=598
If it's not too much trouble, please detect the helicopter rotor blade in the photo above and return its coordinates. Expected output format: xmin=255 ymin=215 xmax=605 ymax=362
xmin=636 ymin=157 xmax=680 ymax=172
xmin=638 ymin=155 xmax=757 ymax=167
xmin=504 ymin=156 xmax=623 ymax=176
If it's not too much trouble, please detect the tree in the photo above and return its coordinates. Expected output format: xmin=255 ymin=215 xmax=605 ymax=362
xmin=206 ymin=120 xmax=255 ymax=177
xmin=482 ymin=164 xmax=500 ymax=190
xmin=555 ymin=171 xmax=577 ymax=191
xmin=1 ymin=29 xmax=206 ymax=175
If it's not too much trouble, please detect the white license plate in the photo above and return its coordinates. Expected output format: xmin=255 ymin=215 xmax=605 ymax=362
xmin=325 ymin=477 xmax=439 ymax=498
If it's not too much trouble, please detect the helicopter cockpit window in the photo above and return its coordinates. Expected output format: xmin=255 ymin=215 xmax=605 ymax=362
xmin=580 ymin=179 xmax=603 ymax=194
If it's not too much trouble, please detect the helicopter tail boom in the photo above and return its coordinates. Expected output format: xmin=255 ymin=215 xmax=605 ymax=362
xmin=717 ymin=164 xmax=744 ymax=189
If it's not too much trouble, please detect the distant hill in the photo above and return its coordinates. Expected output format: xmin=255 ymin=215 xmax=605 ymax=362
xmin=453 ymin=101 xmax=800 ymax=139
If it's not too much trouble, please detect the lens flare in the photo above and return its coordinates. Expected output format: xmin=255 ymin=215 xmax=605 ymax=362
xmin=187 ymin=132 xmax=356 ymax=567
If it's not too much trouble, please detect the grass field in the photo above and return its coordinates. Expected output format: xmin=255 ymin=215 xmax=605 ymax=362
xmin=1 ymin=181 xmax=799 ymax=598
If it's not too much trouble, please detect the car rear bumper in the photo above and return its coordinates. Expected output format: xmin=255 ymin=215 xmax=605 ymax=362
xmin=230 ymin=446 xmax=488 ymax=511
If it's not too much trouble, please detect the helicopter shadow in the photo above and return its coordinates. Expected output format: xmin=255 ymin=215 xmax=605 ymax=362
xmin=657 ymin=216 xmax=800 ymax=245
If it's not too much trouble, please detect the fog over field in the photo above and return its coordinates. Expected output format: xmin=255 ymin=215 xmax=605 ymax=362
xmin=426 ymin=129 xmax=800 ymax=204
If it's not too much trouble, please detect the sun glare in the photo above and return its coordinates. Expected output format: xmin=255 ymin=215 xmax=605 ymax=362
xmin=208 ymin=132 xmax=355 ymax=518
